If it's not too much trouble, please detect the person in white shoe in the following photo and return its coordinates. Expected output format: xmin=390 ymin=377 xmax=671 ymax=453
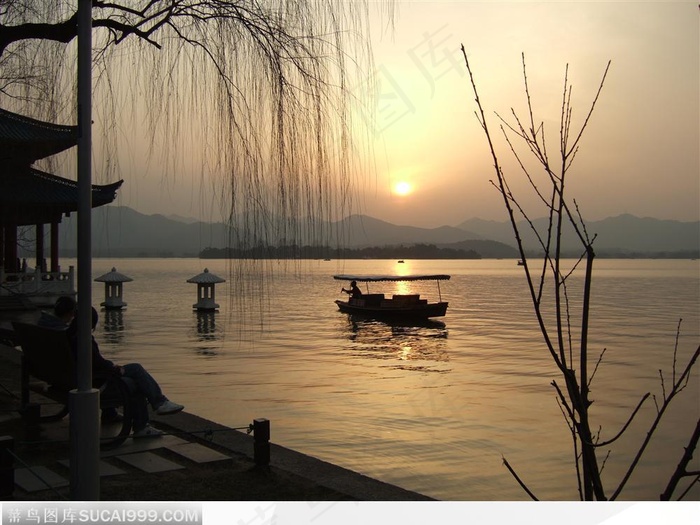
xmin=68 ymin=305 xmax=184 ymax=438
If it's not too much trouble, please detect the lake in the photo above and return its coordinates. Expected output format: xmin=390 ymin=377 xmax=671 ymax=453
xmin=72 ymin=258 xmax=699 ymax=500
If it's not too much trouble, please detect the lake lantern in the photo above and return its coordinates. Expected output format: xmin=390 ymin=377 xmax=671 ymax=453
xmin=187 ymin=268 xmax=225 ymax=311
xmin=94 ymin=267 xmax=133 ymax=310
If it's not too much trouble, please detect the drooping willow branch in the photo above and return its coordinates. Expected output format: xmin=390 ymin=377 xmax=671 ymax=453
xmin=1 ymin=1 xmax=395 ymax=326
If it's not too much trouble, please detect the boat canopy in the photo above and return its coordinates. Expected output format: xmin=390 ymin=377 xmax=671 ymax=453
xmin=333 ymin=274 xmax=450 ymax=282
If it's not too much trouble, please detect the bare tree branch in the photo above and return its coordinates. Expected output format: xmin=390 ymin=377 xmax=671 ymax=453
xmin=461 ymin=46 xmax=698 ymax=502
xmin=502 ymin=457 xmax=539 ymax=501
xmin=661 ymin=418 xmax=700 ymax=500
xmin=611 ymin=345 xmax=700 ymax=499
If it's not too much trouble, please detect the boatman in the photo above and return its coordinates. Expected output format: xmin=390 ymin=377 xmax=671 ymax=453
xmin=342 ymin=280 xmax=362 ymax=298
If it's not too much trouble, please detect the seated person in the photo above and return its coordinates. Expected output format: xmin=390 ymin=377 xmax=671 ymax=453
xmin=341 ymin=280 xmax=362 ymax=298
xmin=37 ymin=296 xmax=76 ymax=330
xmin=40 ymin=297 xmax=121 ymax=422
xmin=68 ymin=306 xmax=184 ymax=437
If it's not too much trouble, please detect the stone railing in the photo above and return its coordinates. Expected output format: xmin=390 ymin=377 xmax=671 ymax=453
xmin=0 ymin=266 xmax=75 ymax=306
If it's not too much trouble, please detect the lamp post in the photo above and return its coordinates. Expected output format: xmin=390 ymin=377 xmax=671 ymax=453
xmin=71 ymin=0 xmax=100 ymax=500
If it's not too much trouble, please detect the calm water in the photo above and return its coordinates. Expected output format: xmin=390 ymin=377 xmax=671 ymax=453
xmin=74 ymin=258 xmax=698 ymax=500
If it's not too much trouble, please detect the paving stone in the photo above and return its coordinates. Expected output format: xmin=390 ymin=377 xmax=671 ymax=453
xmin=115 ymin=451 xmax=186 ymax=473
xmin=58 ymin=459 xmax=126 ymax=477
xmin=166 ymin=442 xmax=231 ymax=464
xmin=15 ymin=466 xmax=68 ymax=493
xmin=100 ymin=435 xmax=188 ymax=458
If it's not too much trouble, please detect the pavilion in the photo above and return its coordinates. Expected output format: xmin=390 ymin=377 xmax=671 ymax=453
xmin=0 ymin=107 xmax=123 ymax=307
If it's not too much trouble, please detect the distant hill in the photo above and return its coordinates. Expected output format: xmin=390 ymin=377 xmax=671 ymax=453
xmin=436 ymin=239 xmax=519 ymax=259
xmin=332 ymin=214 xmax=484 ymax=247
xmin=56 ymin=206 xmax=232 ymax=258
xmin=44 ymin=206 xmax=699 ymax=258
xmin=165 ymin=213 xmax=200 ymax=225
xmin=457 ymin=214 xmax=700 ymax=257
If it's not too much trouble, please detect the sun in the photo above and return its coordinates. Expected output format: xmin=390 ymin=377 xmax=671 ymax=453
xmin=394 ymin=181 xmax=413 ymax=197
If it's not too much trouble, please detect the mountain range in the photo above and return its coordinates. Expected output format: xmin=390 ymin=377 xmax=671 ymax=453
xmin=48 ymin=206 xmax=699 ymax=259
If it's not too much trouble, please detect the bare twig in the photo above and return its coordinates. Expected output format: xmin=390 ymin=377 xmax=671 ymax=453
xmin=676 ymin=475 xmax=700 ymax=501
xmin=673 ymin=319 xmax=683 ymax=385
xmin=588 ymin=348 xmax=607 ymax=388
xmin=599 ymin=450 xmax=611 ymax=476
xmin=594 ymin=393 xmax=650 ymax=447
xmin=502 ymin=457 xmax=539 ymax=501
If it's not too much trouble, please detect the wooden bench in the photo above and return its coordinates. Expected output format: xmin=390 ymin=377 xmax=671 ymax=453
xmin=11 ymin=322 xmax=134 ymax=449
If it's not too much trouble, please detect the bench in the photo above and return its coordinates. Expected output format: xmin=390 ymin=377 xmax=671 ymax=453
xmin=11 ymin=322 xmax=134 ymax=449
xmin=361 ymin=294 xmax=385 ymax=306
xmin=390 ymin=294 xmax=422 ymax=306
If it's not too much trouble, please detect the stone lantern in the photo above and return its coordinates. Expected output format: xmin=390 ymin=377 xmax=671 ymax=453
xmin=94 ymin=267 xmax=133 ymax=310
xmin=187 ymin=268 xmax=225 ymax=311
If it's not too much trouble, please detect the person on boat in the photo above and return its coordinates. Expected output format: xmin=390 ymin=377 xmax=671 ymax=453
xmin=68 ymin=306 xmax=184 ymax=437
xmin=341 ymin=280 xmax=362 ymax=298
xmin=37 ymin=295 xmax=77 ymax=330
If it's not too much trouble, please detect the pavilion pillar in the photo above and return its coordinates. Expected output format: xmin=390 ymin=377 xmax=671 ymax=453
xmin=3 ymin=227 xmax=17 ymax=272
xmin=50 ymin=222 xmax=60 ymax=273
xmin=35 ymin=224 xmax=44 ymax=272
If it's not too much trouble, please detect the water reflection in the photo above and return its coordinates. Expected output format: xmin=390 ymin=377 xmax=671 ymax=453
xmin=101 ymin=309 xmax=125 ymax=344
xmin=192 ymin=311 xmax=221 ymax=355
xmin=342 ymin=317 xmax=450 ymax=372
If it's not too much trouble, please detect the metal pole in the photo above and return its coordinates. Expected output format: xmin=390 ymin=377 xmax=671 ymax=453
xmin=71 ymin=0 xmax=100 ymax=500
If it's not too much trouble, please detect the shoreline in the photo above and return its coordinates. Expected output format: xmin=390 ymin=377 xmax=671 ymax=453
xmin=0 ymin=338 xmax=432 ymax=501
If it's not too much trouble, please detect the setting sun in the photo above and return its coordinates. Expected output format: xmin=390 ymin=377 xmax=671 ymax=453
xmin=394 ymin=181 xmax=412 ymax=196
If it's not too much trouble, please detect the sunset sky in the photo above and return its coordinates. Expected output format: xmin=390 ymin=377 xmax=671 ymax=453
xmin=115 ymin=0 xmax=699 ymax=229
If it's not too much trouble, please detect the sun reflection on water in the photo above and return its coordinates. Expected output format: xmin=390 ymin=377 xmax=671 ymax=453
xmin=341 ymin=317 xmax=450 ymax=372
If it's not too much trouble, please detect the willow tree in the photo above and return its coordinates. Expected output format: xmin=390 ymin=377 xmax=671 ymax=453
xmin=461 ymin=48 xmax=700 ymax=501
xmin=1 ymin=0 xmax=392 ymax=267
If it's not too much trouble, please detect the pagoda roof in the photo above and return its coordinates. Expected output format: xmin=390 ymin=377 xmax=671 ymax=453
xmin=95 ymin=267 xmax=133 ymax=283
xmin=187 ymin=268 xmax=226 ymax=284
xmin=0 ymin=166 xmax=123 ymax=226
xmin=0 ymin=107 xmax=77 ymax=164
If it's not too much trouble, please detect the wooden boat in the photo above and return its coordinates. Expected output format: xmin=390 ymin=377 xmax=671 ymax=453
xmin=334 ymin=274 xmax=450 ymax=319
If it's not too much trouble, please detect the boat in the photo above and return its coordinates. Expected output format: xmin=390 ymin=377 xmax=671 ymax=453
xmin=517 ymin=260 xmax=525 ymax=266
xmin=333 ymin=274 xmax=450 ymax=319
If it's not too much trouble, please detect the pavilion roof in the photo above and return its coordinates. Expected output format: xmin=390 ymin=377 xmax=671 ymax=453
xmin=0 ymin=108 xmax=77 ymax=164
xmin=0 ymin=167 xmax=123 ymax=226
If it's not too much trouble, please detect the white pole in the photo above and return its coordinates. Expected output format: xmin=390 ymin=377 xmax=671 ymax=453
xmin=71 ymin=0 xmax=100 ymax=500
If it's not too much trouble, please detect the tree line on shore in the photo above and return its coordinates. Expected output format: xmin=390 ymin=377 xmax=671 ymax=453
xmin=199 ymin=243 xmax=481 ymax=260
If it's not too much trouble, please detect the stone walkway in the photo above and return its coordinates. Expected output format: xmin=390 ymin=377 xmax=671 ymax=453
xmin=13 ymin=432 xmax=232 ymax=494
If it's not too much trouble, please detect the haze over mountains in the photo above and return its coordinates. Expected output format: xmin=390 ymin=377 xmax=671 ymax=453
xmin=51 ymin=206 xmax=699 ymax=259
